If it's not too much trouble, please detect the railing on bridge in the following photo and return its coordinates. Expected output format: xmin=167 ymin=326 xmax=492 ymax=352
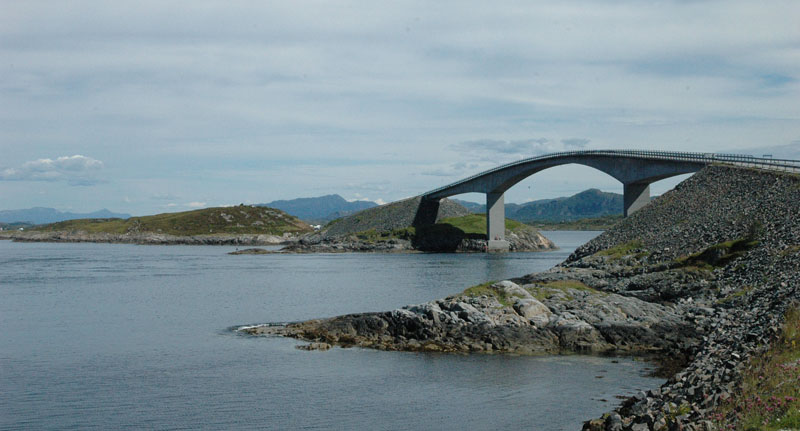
xmin=423 ymin=150 xmax=800 ymax=197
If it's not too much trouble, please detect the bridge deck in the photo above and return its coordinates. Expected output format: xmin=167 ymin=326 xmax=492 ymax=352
xmin=420 ymin=149 xmax=800 ymax=251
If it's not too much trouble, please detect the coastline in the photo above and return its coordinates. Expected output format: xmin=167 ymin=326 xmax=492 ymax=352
xmin=241 ymin=165 xmax=800 ymax=430
xmin=0 ymin=230 xmax=293 ymax=246
xmin=1 ymin=225 xmax=558 ymax=253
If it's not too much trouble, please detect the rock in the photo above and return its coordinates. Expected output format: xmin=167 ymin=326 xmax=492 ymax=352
xmin=296 ymin=342 xmax=331 ymax=351
xmin=493 ymin=280 xmax=532 ymax=299
xmin=228 ymin=248 xmax=271 ymax=255
xmin=513 ymin=298 xmax=552 ymax=326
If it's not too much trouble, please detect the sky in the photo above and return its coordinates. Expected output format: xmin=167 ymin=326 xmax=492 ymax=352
xmin=2 ymin=1 xmax=799 ymax=215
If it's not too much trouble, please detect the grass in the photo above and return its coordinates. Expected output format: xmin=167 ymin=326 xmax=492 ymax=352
xmin=462 ymin=281 xmax=513 ymax=306
xmin=717 ymin=286 xmax=755 ymax=305
xmin=33 ymin=205 xmax=313 ymax=236
xmin=780 ymin=245 xmax=800 ymax=257
xmin=347 ymin=214 xmax=532 ymax=250
xmin=594 ymin=239 xmax=646 ymax=261
xmin=34 ymin=218 xmax=130 ymax=234
xmin=528 ymin=280 xmax=605 ymax=301
xmin=675 ymin=237 xmax=760 ymax=270
xmin=711 ymin=305 xmax=800 ymax=430
xmin=438 ymin=214 xmax=525 ymax=235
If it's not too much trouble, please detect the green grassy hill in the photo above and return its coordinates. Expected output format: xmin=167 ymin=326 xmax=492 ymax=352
xmin=33 ymin=205 xmax=313 ymax=236
xmin=345 ymin=213 xmax=543 ymax=252
xmin=438 ymin=214 xmax=526 ymax=234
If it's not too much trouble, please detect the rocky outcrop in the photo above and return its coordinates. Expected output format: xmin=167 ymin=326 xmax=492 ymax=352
xmin=0 ymin=230 xmax=292 ymax=245
xmin=243 ymin=165 xmax=800 ymax=430
xmin=245 ymin=278 xmax=696 ymax=357
xmin=280 ymin=194 xmax=556 ymax=253
xmin=282 ymin=224 xmax=556 ymax=253
xmin=280 ymin=234 xmax=413 ymax=253
xmin=228 ymin=248 xmax=273 ymax=255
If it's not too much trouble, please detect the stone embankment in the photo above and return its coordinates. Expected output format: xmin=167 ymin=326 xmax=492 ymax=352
xmin=243 ymin=165 xmax=800 ymax=430
xmin=0 ymin=230 xmax=292 ymax=245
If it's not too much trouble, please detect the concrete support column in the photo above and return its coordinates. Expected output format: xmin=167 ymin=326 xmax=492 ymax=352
xmin=413 ymin=198 xmax=440 ymax=227
xmin=623 ymin=182 xmax=650 ymax=216
xmin=486 ymin=192 xmax=509 ymax=251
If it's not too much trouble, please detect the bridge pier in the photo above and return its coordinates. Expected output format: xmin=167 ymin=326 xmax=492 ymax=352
xmin=624 ymin=182 xmax=650 ymax=216
xmin=486 ymin=192 xmax=509 ymax=251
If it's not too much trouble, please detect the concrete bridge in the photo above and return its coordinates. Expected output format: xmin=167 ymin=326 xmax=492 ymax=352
xmin=421 ymin=150 xmax=800 ymax=251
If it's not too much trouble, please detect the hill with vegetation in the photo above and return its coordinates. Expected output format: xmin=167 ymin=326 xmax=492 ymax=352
xmin=285 ymin=197 xmax=555 ymax=252
xmin=323 ymin=196 xmax=471 ymax=237
xmin=455 ymin=188 xmax=623 ymax=223
xmin=0 ymin=222 xmax=35 ymax=231
xmin=258 ymin=194 xmax=378 ymax=224
xmin=31 ymin=205 xmax=311 ymax=236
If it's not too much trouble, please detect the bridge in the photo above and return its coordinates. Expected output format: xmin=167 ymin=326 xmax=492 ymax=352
xmin=421 ymin=150 xmax=800 ymax=251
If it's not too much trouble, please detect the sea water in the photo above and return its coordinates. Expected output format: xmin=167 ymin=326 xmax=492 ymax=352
xmin=0 ymin=231 xmax=661 ymax=430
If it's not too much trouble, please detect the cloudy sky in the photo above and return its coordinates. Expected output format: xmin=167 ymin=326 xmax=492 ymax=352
xmin=2 ymin=1 xmax=799 ymax=215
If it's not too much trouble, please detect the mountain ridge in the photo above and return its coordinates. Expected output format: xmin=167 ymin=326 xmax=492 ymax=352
xmin=0 ymin=207 xmax=132 ymax=225
xmin=453 ymin=188 xmax=623 ymax=222
xmin=258 ymin=194 xmax=378 ymax=223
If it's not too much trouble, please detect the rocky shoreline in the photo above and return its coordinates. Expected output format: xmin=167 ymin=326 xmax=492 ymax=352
xmin=282 ymin=224 xmax=556 ymax=253
xmin=242 ymin=165 xmax=800 ymax=430
xmin=0 ymin=230 xmax=293 ymax=246
xmin=0 ymin=227 xmax=554 ymax=253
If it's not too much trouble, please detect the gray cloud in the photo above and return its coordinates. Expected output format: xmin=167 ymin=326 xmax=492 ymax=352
xmin=561 ymin=138 xmax=590 ymax=148
xmin=737 ymin=143 xmax=800 ymax=160
xmin=421 ymin=161 xmax=483 ymax=177
xmin=452 ymin=138 xmax=592 ymax=161
xmin=2 ymin=1 xmax=799 ymax=213
xmin=150 ymin=193 xmax=180 ymax=201
xmin=0 ymin=155 xmax=104 ymax=185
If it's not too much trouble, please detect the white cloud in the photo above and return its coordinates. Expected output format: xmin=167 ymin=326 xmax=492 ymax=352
xmin=0 ymin=155 xmax=103 ymax=185
xmin=422 ymin=161 xmax=485 ymax=177
xmin=347 ymin=194 xmax=387 ymax=205
xmin=187 ymin=201 xmax=206 ymax=208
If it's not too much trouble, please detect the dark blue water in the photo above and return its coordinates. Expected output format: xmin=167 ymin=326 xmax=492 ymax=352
xmin=0 ymin=231 xmax=661 ymax=430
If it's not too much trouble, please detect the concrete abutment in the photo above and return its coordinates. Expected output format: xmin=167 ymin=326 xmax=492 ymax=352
xmin=623 ymin=182 xmax=651 ymax=217
xmin=486 ymin=192 xmax=509 ymax=251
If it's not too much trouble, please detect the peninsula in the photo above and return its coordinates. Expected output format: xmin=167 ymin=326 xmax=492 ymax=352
xmin=0 ymin=205 xmax=313 ymax=245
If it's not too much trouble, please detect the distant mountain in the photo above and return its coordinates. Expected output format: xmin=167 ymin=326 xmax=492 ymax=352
xmin=452 ymin=200 xmax=484 ymax=213
xmin=453 ymin=188 xmax=623 ymax=223
xmin=0 ymin=207 xmax=131 ymax=225
xmin=258 ymin=194 xmax=379 ymax=223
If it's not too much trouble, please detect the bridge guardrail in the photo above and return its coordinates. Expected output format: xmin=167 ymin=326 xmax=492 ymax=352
xmin=422 ymin=149 xmax=800 ymax=197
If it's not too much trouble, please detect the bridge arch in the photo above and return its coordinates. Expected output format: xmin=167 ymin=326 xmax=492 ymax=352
xmin=420 ymin=150 xmax=770 ymax=251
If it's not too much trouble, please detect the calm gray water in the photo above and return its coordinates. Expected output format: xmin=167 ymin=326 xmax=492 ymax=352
xmin=0 ymin=231 xmax=661 ymax=430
